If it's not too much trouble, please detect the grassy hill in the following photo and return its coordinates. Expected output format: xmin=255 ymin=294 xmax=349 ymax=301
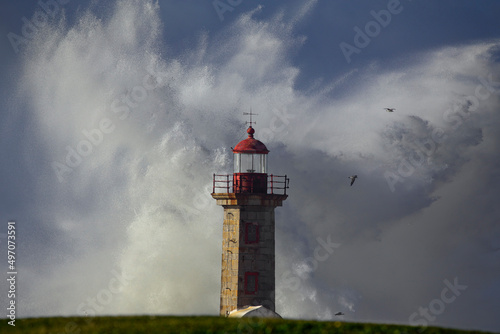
xmin=2 ymin=316 xmax=494 ymax=334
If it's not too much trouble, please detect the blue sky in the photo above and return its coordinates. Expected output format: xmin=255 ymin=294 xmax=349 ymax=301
xmin=1 ymin=0 xmax=500 ymax=332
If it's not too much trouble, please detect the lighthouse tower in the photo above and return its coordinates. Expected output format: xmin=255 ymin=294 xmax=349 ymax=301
xmin=212 ymin=123 xmax=289 ymax=317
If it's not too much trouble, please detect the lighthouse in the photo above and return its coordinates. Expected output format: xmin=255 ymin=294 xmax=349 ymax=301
xmin=212 ymin=121 xmax=289 ymax=317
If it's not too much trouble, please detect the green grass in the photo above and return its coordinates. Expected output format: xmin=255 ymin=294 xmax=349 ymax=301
xmin=2 ymin=316 xmax=494 ymax=334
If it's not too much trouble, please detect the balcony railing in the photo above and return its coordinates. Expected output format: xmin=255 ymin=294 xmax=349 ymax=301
xmin=212 ymin=174 xmax=289 ymax=195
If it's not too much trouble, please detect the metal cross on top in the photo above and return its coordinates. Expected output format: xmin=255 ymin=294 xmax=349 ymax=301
xmin=243 ymin=110 xmax=258 ymax=127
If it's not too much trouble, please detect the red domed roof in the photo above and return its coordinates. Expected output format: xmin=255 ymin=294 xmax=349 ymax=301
xmin=233 ymin=126 xmax=269 ymax=154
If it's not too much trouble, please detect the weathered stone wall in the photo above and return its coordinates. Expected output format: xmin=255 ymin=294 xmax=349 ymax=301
xmin=220 ymin=207 xmax=240 ymax=316
xmin=215 ymin=193 xmax=287 ymax=316
xmin=237 ymin=206 xmax=275 ymax=311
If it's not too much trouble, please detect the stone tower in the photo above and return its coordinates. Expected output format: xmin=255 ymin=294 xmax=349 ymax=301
xmin=212 ymin=125 xmax=289 ymax=317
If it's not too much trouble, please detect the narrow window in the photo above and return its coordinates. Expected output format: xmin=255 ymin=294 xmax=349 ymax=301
xmin=245 ymin=272 xmax=259 ymax=295
xmin=245 ymin=222 xmax=259 ymax=244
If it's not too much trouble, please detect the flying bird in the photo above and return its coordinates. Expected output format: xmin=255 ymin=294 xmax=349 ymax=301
xmin=348 ymin=175 xmax=358 ymax=186
xmin=384 ymin=108 xmax=396 ymax=112
xmin=335 ymin=312 xmax=344 ymax=316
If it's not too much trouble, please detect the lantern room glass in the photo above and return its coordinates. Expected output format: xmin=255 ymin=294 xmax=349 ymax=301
xmin=234 ymin=153 xmax=267 ymax=173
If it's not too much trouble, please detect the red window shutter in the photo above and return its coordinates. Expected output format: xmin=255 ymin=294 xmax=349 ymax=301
xmin=244 ymin=272 xmax=259 ymax=295
xmin=245 ymin=222 xmax=259 ymax=244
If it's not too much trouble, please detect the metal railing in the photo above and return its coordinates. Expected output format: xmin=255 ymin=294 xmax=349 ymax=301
xmin=213 ymin=174 xmax=232 ymax=193
xmin=212 ymin=174 xmax=289 ymax=195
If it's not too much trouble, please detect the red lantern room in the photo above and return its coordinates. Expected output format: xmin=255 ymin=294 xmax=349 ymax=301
xmin=232 ymin=126 xmax=269 ymax=193
xmin=212 ymin=119 xmax=288 ymax=196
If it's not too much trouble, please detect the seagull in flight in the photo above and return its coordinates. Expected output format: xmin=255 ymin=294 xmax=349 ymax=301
xmin=384 ymin=108 xmax=396 ymax=112
xmin=348 ymin=175 xmax=358 ymax=186
xmin=335 ymin=312 xmax=344 ymax=316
